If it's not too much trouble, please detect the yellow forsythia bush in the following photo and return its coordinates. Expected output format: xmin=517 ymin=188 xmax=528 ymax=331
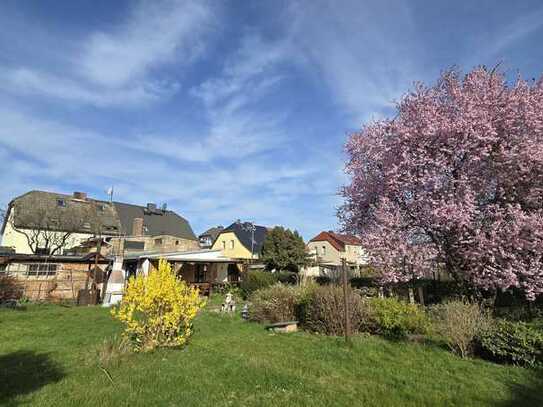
xmin=112 ymin=259 xmax=205 ymax=352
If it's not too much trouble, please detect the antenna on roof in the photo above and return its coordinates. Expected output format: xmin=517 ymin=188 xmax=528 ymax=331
xmin=106 ymin=186 xmax=114 ymax=203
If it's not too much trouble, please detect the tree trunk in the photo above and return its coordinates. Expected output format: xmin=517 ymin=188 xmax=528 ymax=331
xmin=417 ymin=286 xmax=425 ymax=305
xmin=408 ymin=287 xmax=415 ymax=304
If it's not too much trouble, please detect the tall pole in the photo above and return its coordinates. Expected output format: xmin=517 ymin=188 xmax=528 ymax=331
xmin=251 ymin=225 xmax=255 ymax=260
xmin=341 ymin=258 xmax=351 ymax=345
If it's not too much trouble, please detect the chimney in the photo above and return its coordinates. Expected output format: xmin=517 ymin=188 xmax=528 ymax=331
xmin=132 ymin=217 xmax=144 ymax=237
xmin=73 ymin=191 xmax=87 ymax=200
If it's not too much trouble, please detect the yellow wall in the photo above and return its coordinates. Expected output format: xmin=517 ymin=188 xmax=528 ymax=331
xmin=307 ymin=240 xmax=341 ymax=265
xmin=211 ymin=231 xmax=254 ymax=259
xmin=344 ymin=244 xmax=366 ymax=264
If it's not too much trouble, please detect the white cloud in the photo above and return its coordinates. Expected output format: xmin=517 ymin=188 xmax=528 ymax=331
xmin=0 ymin=0 xmax=216 ymax=107
xmin=0 ymin=67 xmax=175 ymax=107
xmin=79 ymin=0 xmax=215 ymax=88
xmin=180 ymin=34 xmax=290 ymax=161
xmin=283 ymin=0 xmax=425 ymax=124
xmin=473 ymin=7 xmax=543 ymax=64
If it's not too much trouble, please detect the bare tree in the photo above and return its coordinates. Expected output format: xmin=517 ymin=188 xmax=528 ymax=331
xmin=9 ymin=201 xmax=89 ymax=256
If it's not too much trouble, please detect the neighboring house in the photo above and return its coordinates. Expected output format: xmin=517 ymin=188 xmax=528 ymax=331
xmin=211 ymin=221 xmax=268 ymax=261
xmin=303 ymin=231 xmax=367 ymax=279
xmin=198 ymin=226 xmax=224 ymax=248
xmin=1 ymin=190 xmax=198 ymax=255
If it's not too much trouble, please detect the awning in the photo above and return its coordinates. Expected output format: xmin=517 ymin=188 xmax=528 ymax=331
xmin=140 ymin=249 xmax=241 ymax=264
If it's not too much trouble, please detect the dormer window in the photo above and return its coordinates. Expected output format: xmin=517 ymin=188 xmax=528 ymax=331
xmin=57 ymin=199 xmax=66 ymax=207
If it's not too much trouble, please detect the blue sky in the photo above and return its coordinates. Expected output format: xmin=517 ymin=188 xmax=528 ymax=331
xmin=1 ymin=0 xmax=542 ymax=240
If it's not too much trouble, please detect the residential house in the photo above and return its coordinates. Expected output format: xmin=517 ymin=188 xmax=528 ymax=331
xmin=1 ymin=191 xmax=199 ymax=255
xmin=303 ymin=231 xmax=367 ymax=279
xmin=198 ymin=226 xmax=224 ymax=248
xmin=211 ymin=221 xmax=268 ymax=261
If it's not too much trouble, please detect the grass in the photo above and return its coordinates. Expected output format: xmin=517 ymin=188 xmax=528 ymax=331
xmin=1 ymin=302 xmax=542 ymax=406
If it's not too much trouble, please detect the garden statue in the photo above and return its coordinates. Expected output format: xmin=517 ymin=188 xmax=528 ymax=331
xmin=221 ymin=292 xmax=236 ymax=313
xmin=241 ymin=304 xmax=249 ymax=320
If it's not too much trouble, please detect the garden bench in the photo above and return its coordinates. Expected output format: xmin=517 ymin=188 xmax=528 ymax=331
xmin=265 ymin=321 xmax=298 ymax=333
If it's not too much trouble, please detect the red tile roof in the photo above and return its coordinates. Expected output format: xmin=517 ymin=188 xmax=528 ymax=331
xmin=309 ymin=231 xmax=362 ymax=251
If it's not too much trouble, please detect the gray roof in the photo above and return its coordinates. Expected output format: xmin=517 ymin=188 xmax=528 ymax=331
xmin=199 ymin=226 xmax=224 ymax=241
xmin=4 ymin=190 xmax=120 ymax=235
xmin=2 ymin=190 xmax=196 ymax=241
xmin=221 ymin=221 xmax=268 ymax=254
xmin=113 ymin=201 xmax=196 ymax=240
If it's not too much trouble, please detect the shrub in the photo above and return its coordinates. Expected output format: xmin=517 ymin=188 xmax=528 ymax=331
xmin=95 ymin=335 xmax=131 ymax=368
xmin=304 ymin=285 xmax=369 ymax=336
xmin=350 ymin=277 xmax=378 ymax=289
xmin=477 ymin=319 xmax=543 ymax=367
xmin=295 ymin=281 xmax=319 ymax=325
xmin=240 ymin=271 xmax=277 ymax=299
xmin=368 ymin=297 xmax=428 ymax=339
xmin=215 ymin=282 xmax=241 ymax=298
xmin=249 ymin=283 xmax=300 ymax=323
xmin=430 ymin=300 xmax=489 ymax=358
xmin=112 ymin=259 xmax=205 ymax=352
xmin=314 ymin=276 xmax=331 ymax=285
xmin=0 ymin=275 xmax=24 ymax=304
xmin=276 ymin=271 xmax=298 ymax=285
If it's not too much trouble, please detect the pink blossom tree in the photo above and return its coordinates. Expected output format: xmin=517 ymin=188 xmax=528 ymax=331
xmin=340 ymin=67 xmax=543 ymax=300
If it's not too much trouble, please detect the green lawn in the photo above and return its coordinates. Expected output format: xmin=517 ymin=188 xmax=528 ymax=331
xmin=1 ymin=303 xmax=542 ymax=406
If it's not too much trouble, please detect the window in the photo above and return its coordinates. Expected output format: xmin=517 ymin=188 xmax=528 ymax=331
xmin=154 ymin=238 xmax=163 ymax=245
xmin=35 ymin=247 xmax=51 ymax=255
xmin=57 ymin=199 xmax=66 ymax=207
xmin=322 ymin=245 xmax=326 ymax=256
xmin=175 ymin=240 xmax=179 ymax=245
xmin=195 ymin=265 xmax=206 ymax=283
xmin=315 ymin=246 xmax=319 ymax=255
xmin=0 ymin=264 xmax=6 ymax=274
xmin=26 ymin=264 xmax=57 ymax=277
xmin=222 ymin=240 xmax=226 ymax=250
xmin=82 ymin=222 xmax=91 ymax=230
xmin=230 ymin=240 xmax=235 ymax=249
xmin=97 ymin=204 xmax=104 ymax=212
